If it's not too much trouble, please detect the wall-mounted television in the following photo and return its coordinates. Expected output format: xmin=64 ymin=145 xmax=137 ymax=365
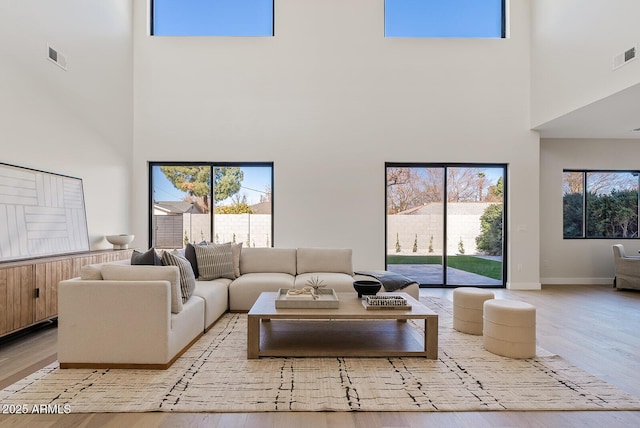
xmin=0 ymin=162 xmax=90 ymax=263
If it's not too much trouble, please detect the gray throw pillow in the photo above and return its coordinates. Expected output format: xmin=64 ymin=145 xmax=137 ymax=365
xmin=194 ymin=243 xmax=236 ymax=280
xmin=184 ymin=243 xmax=200 ymax=278
xmin=131 ymin=248 xmax=161 ymax=265
xmin=161 ymin=251 xmax=196 ymax=302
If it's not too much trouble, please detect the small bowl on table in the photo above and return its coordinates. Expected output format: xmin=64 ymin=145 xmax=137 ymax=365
xmin=353 ymin=280 xmax=381 ymax=298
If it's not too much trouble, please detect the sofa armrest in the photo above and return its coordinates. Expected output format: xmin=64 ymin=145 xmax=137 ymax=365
xmin=57 ymin=278 xmax=172 ymax=365
xmin=615 ymin=257 xmax=640 ymax=276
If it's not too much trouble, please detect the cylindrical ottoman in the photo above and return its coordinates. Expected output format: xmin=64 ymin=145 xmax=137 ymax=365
xmin=453 ymin=288 xmax=495 ymax=335
xmin=483 ymin=299 xmax=536 ymax=358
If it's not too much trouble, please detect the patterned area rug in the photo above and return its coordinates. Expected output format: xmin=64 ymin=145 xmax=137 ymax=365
xmin=2 ymin=296 xmax=640 ymax=413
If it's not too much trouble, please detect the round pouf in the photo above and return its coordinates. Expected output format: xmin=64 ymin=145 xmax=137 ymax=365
xmin=453 ymin=288 xmax=495 ymax=335
xmin=483 ymin=299 xmax=536 ymax=358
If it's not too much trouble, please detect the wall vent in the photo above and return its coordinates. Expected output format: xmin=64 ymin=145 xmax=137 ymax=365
xmin=47 ymin=45 xmax=67 ymax=70
xmin=613 ymin=46 xmax=636 ymax=70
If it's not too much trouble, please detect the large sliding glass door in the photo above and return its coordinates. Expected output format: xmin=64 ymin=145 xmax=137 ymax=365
xmin=386 ymin=163 xmax=506 ymax=288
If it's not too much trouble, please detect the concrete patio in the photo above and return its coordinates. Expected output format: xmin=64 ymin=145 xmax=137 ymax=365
xmin=389 ymin=263 xmax=503 ymax=287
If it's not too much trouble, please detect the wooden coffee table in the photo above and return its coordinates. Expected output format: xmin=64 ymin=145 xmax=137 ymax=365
xmin=247 ymin=292 xmax=438 ymax=359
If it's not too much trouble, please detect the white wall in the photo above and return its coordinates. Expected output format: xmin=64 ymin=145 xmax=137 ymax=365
xmin=0 ymin=0 xmax=133 ymax=249
xmin=531 ymin=0 xmax=640 ymax=127
xmin=132 ymin=0 xmax=540 ymax=289
xmin=7 ymin=1 xmax=637 ymax=287
xmin=540 ymin=138 xmax=640 ymax=284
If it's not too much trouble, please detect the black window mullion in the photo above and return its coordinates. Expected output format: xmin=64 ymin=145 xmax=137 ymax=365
xmin=442 ymin=167 xmax=448 ymax=287
xmin=582 ymin=172 xmax=587 ymax=238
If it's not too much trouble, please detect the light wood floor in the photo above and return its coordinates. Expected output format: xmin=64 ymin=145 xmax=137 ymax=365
xmin=1 ymin=284 xmax=639 ymax=427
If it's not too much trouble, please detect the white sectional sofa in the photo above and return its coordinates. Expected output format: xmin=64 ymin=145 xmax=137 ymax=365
xmin=57 ymin=247 xmax=419 ymax=369
xmin=230 ymin=247 xmax=364 ymax=310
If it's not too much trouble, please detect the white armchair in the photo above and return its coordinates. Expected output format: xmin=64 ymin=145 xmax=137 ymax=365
xmin=612 ymin=244 xmax=640 ymax=290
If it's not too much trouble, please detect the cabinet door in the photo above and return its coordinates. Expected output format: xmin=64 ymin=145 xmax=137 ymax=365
xmin=0 ymin=266 xmax=35 ymax=336
xmin=35 ymin=260 xmax=72 ymax=322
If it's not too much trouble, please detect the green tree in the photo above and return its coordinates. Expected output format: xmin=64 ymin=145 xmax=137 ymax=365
xmin=395 ymin=233 xmax=401 ymax=253
xmin=160 ymin=166 xmax=244 ymax=213
xmin=476 ymin=204 xmax=503 ymax=256
xmin=485 ymin=176 xmax=504 ymax=202
xmin=562 ymin=192 xmax=583 ymax=238
xmin=214 ymin=167 xmax=244 ymax=203
xmin=215 ymin=203 xmax=254 ymax=214
xmin=586 ymin=189 xmax=638 ymax=238
xmin=412 ymin=234 xmax=418 ymax=253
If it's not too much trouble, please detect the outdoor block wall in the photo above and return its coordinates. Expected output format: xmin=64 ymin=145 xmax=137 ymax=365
xmin=387 ymin=214 xmax=483 ymax=255
xmin=183 ymin=214 xmax=271 ymax=248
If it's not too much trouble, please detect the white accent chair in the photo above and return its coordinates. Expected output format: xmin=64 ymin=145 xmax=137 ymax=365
xmin=612 ymin=244 xmax=640 ymax=291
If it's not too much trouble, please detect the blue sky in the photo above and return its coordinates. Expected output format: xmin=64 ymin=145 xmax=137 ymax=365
xmin=153 ymin=166 xmax=272 ymax=206
xmin=153 ymin=0 xmax=274 ymax=36
xmin=152 ymin=0 xmax=504 ymax=38
xmin=385 ymin=0 xmax=504 ymax=38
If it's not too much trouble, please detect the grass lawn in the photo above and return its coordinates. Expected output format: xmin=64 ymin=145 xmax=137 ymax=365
xmin=387 ymin=254 xmax=502 ymax=280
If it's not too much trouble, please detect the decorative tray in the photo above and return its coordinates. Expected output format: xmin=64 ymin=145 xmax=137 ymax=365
xmin=362 ymin=295 xmax=411 ymax=310
xmin=275 ymin=288 xmax=340 ymax=309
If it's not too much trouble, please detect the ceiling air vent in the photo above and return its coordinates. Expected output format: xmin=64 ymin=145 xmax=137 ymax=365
xmin=613 ymin=46 xmax=636 ymax=70
xmin=47 ymin=45 xmax=67 ymax=70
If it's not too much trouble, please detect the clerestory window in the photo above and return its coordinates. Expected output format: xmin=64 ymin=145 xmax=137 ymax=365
xmin=151 ymin=0 xmax=274 ymax=37
xmin=384 ymin=0 xmax=506 ymax=38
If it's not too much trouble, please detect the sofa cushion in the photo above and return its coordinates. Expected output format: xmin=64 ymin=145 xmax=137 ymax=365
xmin=101 ymin=264 xmax=183 ymax=313
xmin=193 ymin=279 xmax=231 ymax=330
xmin=296 ymin=248 xmax=353 ymax=275
xmin=80 ymin=264 xmax=103 ymax=280
xmin=240 ymin=248 xmax=297 ymax=275
xmin=194 ymin=243 xmax=236 ymax=280
xmin=229 ymin=272 xmax=296 ymax=311
xmin=294 ymin=272 xmax=356 ymax=291
xmin=131 ymin=248 xmax=161 ymax=265
xmin=161 ymin=251 xmax=197 ymax=302
xmin=79 ymin=259 xmax=130 ymax=280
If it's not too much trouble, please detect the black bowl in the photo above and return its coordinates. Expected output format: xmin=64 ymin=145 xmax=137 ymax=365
xmin=353 ymin=280 xmax=381 ymax=298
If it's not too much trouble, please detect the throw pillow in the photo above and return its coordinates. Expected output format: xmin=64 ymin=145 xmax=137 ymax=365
xmin=79 ymin=264 xmax=103 ymax=280
xmin=184 ymin=243 xmax=200 ymax=278
xmin=161 ymin=251 xmax=197 ymax=303
xmin=131 ymin=248 xmax=161 ymax=265
xmin=230 ymin=242 xmax=242 ymax=278
xmin=173 ymin=248 xmax=186 ymax=258
xmin=194 ymin=242 xmax=236 ymax=280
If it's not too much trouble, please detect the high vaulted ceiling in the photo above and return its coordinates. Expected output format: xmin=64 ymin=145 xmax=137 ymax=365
xmin=534 ymin=82 xmax=640 ymax=139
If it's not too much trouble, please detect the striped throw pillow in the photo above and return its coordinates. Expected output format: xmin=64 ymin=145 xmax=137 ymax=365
xmin=194 ymin=243 xmax=236 ymax=280
xmin=161 ymin=251 xmax=197 ymax=302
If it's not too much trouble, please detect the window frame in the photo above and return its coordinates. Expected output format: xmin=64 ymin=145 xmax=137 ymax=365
xmin=148 ymin=161 xmax=274 ymax=249
xmin=563 ymin=169 xmax=640 ymax=239
xmin=385 ymin=162 xmax=508 ymax=288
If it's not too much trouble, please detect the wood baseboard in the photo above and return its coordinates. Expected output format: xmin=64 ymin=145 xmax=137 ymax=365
xmin=59 ymin=332 xmax=204 ymax=370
